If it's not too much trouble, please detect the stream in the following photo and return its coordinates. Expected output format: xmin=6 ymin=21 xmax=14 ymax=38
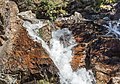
xmin=21 ymin=15 xmax=96 ymax=84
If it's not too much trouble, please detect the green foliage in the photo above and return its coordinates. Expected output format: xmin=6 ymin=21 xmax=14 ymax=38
xmin=100 ymin=0 xmax=116 ymax=4
xmin=37 ymin=80 xmax=50 ymax=84
xmin=36 ymin=0 xmax=68 ymax=21
xmin=36 ymin=74 xmax=58 ymax=84
xmin=95 ymin=0 xmax=116 ymax=11
xmin=97 ymin=0 xmax=116 ymax=6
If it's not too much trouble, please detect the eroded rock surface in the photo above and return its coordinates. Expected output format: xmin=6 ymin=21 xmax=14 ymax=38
xmin=89 ymin=38 xmax=120 ymax=84
xmin=56 ymin=14 xmax=120 ymax=84
xmin=0 ymin=0 xmax=59 ymax=84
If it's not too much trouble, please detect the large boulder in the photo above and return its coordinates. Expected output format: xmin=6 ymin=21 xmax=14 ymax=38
xmin=0 ymin=0 xmax=59 ymax=84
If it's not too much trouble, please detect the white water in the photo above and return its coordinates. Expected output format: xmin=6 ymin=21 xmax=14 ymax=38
xmin=50 ymin=28 xmax=95 ymax=84
xmin=20 ymin=12 xmax=95 ymax=84
xmin=103 ymin=20 xmax=120 ymax=38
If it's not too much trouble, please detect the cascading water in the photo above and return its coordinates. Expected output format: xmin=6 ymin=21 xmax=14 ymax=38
xmin=19 ymin=11 xmax=96 ymax=84
xmin=103 ymin=20 xmax=120 ymax=38
xmin=50 ymin=28 xmax=95 ymax=84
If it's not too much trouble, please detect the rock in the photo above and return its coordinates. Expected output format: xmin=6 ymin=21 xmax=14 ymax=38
xmin=38 ymin=24 xmax=58 ymax=45
xmin=56 ymin=15 xmax=120 ymax=83
xmin=55 ymin=12 xmax=91 ymax=27
xmin=0 ymin=0 xmax=59 ymax=83
xmin=71 ymin=44 xmax=86 ymax=70
xmin=11 ymin=0 xmax=36 ymax=12
xmin=89 ymin=38 xmax=120 ymax=84
xmin=112 ymin=1 xmax=120 ymax=20
xmin=18 ymin=10 xmax=59 ymax=46
xmin=18 ymin=10 xmax=37 ymax=23
xmin=55 ymin=14 xmax=106 ymax=70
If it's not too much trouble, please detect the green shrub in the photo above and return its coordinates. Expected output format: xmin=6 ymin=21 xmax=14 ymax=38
xmin=36 ymin=0 xmax=68 ymax=21
xmin=94 ymin=0 xmax=117 ymax=11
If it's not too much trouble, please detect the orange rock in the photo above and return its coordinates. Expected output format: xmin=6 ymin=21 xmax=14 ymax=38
xmin=71 ymin=44 xmax=86 ymax=70
xmin=0 ymin=1 xmax=58 ymax=81
xmin=75 ymin=36 xmax=83 ymax=43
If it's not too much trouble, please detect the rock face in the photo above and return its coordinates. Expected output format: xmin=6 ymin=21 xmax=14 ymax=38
xmin=56 ymin=15 xmax=120 ymax=84
xmin=90 ymin=38 xmax=120 ymax=84
xmin=0 ymin=0 xmax=59 ymax=84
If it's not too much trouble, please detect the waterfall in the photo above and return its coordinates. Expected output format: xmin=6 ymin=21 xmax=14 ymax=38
xmin=50 ymin=28 xmax=95 ymax=84
xmin=19 ymin=11 xmax=95 ymax=84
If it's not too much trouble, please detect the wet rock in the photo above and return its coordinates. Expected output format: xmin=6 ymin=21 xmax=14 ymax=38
xmin=71 ymin=44 xmax=86 ymax=70
xmin=55 ymin=14 xmax=106 ymax=70
xmin=89 ymin=38 xmax=120 ymax=84
xmin=0 ymin=0 xmax=59 ymax=83
xmin=38 ymin=24 xmax=59 ymax=45
xmin=56 ymin=15 xmax=120 ymax=83
xmin=112 ymin=1 xmax=120 ymax=20
xmin=18 ymin=10 xmax=56 ymax=46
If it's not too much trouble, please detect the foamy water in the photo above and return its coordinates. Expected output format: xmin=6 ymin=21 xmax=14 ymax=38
xmin=50 ymin=28 xmax=95 ymax=84
xmin=20 ymin=12 xmax=96 ymax=84
xmin=103 ymin=20 xmax=120 ymax=38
